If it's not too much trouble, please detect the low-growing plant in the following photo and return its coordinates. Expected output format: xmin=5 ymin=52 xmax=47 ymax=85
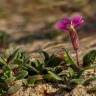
xmin=0 ymin=14 xmax=96 ymax=95
xmin=55 ymin=14 xmax=84 ymax=67
xmin=54 ymin=14 xmax=96 ymax=94
xmin=0 ymin=48 xmax=96 ymax=95
xmin=0 ymin=48 xmax=30 ymax=95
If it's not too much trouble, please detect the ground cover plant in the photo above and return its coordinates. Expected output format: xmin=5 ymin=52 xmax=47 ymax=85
xmin=0 ymin=47 xmax=96 ymax=95
xmin=0 ymin=15 xmax=96 ymax=96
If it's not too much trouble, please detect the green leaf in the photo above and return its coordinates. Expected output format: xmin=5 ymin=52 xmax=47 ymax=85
xmin=27 ymin=75 xmax=43 ymax=85
xmin=58 ymin=70 xmax=67 ymax=76
xmin=70 ymin=78 xmax=85 ymax=85
xmin=6 ymin=49 xmax=19 ymax=64
xmin=47 ymin=55 xmax=62 ymax=67
xmin=7 ymin=84 xmax=21 ymax=95
xmin=64 ymin=49 xmax=75 ymax=65
xmin=0 ymin=57 xmax=7 ymax=65
xmin=40 ymin=51 xmax=49 ymax=62
xmin=67 ymin=67 xmax=75 ymax=77
xmin=63 ymin=49 xmax=79 ymax=72
xmin=16 ymin=70 xmax=28 ymax=80
xmin=31 ymin=60 xmax=40 ymax=68
xmin=3 ymin=66 xmax=12 ymax=78
xmin=27 ymin=78 xmax=36 ymax=85
xmin=83 ymin=50 xmax=96 ymax=67
xmin=9 ymin=64 xmax=19 ymax=69
xmin=24 ymin=64 xmax=39 ymax=74
xmin=44 ymin=71 xmax=62 ymax=81
xmin=2 ymin=65 xmax=15 ymax=83
xmin=7 ymin=48 xmax=29 ymax=65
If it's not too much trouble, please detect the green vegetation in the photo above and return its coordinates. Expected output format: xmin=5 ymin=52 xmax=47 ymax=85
xmin=83 ymin=50 xmax=96 ymax=67
xmin=0 ymin=48 xmax=96 ymax=95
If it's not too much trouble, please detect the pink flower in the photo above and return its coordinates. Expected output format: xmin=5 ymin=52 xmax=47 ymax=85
xmin=55 ymin=15 xmax=84 ymax=31
xmin=55 ymin=17 xmax=71 ymax=31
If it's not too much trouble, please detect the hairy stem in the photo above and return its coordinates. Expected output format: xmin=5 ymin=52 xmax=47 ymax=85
xmin=69 ymin=25 xmax=80 ymax=67
xmin=75 ymin=49 xmax=80 ymax=67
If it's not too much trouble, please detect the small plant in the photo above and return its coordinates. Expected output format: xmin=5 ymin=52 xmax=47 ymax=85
xmin=55 ymin=14 xmax=84 ymax=67
xmin=0 ymin=48 xmax=64 ymax=95
xmin=0 ymin=48 xmax=30 ymax=95
xmin=0 ymin=48 xmax=96 ymax=95
xmin=0 ymin=14 xmax=96 ymax=95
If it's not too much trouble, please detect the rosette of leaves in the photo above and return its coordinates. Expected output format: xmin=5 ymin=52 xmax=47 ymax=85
xmin=0 ymin=48 xmax=30 ymax=95
xmin=1 ymin=48 xmax=96 ymax=95
xmin=27 ymin=51 xmax=64 ymax=85
xmin=26 ymin=50 xmax=85 ymax=90
xmin=37 ymin=50 xmax=96 ymax=91
xmin=24 ymin=49 xmax=96 ymax=92
xmin=60 ymin=49 xmax=96 ymax=91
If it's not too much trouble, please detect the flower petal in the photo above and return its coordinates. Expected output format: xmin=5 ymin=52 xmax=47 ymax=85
xmin=55 ymin=17 xmax=71 ymax=31
xmin=71 ymin=15 xmax=84 ymax=27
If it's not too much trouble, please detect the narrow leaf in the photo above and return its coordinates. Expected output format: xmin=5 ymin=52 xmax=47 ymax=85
xmin=44 ymin=71 xmax=62 ymax=81
xmin=64 ymin=49 xmax=75 ymax=65
xmin=16 ymin=70 xmax=28 ymax=80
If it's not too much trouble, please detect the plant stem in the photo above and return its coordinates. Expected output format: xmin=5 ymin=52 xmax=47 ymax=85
xmin=69 ymin=25 xmax=80 ymax=67
xmin=75 ymin=49 xmax=80 ymax=67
